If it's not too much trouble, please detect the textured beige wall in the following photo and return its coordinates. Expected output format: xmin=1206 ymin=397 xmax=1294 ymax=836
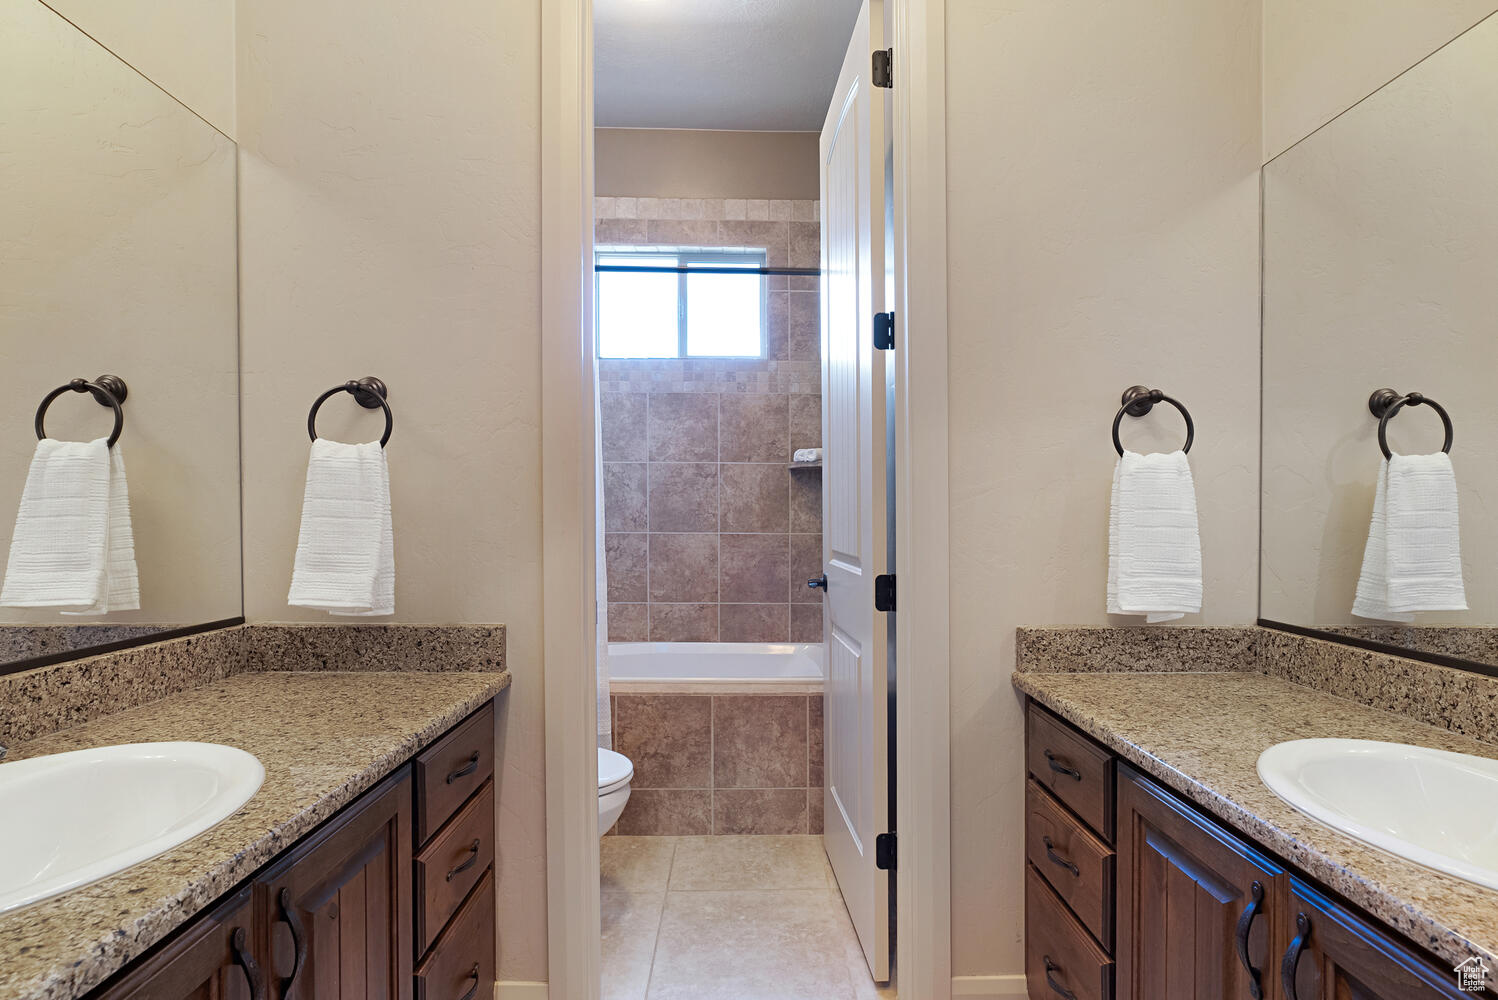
xmin=40 ymin=0 xmax=236 ymax=137
xmin=235 ymin=0 xmax=546 ymax=980
xmin=945 ymin=0 xmax=1262 ymax=976
xmin=0 ymin=0 xmax=240 ymax=628
xmin=1263 ymin=0 xmax=1497 ymax=161
xmin=1262 ymin=17 xmax=1498 ymax=626
xmin=596 ymin=129 xmax=820 ymax=200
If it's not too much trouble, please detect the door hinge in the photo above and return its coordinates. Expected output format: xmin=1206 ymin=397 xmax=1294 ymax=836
xmin=872 ymin=49 xmax=893 ymax=89
xmin=874 ymin=574 xmax=896 ymax=613
xmin=875 ymin=832 xmax=897 ymax=871
xmin=873 ymin=311 xmax=895 ymax=351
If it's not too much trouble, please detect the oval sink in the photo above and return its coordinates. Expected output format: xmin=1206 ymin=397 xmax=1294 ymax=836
xmin=1258 ymin=738 xmax=1498 ymax=891
xmin=0 ymin=742 xmax=263 ymax=914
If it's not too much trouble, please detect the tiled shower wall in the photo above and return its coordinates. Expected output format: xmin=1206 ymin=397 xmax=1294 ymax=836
xmin=596 ymin=196 xmax=824 ymax=643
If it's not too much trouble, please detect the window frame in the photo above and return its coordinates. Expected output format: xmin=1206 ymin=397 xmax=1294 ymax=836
xmin=594 ymin=247 xmax=769 ymax=360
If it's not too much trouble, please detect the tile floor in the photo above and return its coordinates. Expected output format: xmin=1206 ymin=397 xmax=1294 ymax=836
xmin=601 ymin=835 xmax=896 ymax=1000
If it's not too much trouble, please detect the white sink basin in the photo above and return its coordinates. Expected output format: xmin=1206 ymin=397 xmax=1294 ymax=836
xmin=1258 ymin=738 xmax=1498 ymax=891
xmin=0 ymin=742 xmax=263 ymax=914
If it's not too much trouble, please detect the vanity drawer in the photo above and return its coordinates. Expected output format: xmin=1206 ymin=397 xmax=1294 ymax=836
xmin=415 ymin=780 xmax=496 ymax=955
xmin=416 ymin=867 xmax=496 ymax=1000
xmin=1026 ymin=864 xmax=1114 ymax=1000
xmin=1026 ymin=778 xmax=1114 ymax=948
xmin=416 ymin=702 xmax=495 ymax=844
xmin=1027 ymin=703 xmax=1115 ymax=840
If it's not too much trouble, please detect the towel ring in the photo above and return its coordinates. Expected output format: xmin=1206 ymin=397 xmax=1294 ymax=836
xmin=308 ymin=377 xmax=392 ymax=447
xmin=35 ymin=376 xmax=129 ymax=448
xmin=1112 ymin=385 xmax=1193 ymax=456
xmin=1368 ymin=388 xmax=1452 ymax=461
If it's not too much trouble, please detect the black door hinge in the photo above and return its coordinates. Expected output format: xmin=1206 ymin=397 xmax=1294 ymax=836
xmin=872 ymin=49 xmax=893 ymax=89
xmin=874 ymin=574 xmax=896 ymax=612
xmin=875 ymin=832 xmax=897 ymax=871
xmin=873 ymin=311 xmax=895 ymax=351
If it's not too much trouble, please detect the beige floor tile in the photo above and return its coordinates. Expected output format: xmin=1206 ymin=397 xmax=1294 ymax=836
xmin=601 ymin=889 xmax=666 ymax=1000
xmin=602 ymin=836 xmax=678 ymax=893
xmin=646 ymin=890 xmax=867 ymax=1000
xmin=667 ymin=834 xmax=834 ymax=891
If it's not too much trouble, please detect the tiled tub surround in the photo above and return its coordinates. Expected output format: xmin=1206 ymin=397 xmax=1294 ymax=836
xmin=0 ymin=623 xmax=508 ymax=748
xmin=610 ymin=690 xmax=824 ymax=836
xmin=0 ymin=670 xmax=511 ymax=1000
xmin=597 ymin=196 xmax=824 ymax=645
xmin=1014 ymin=624 xmax=1498 ymax=990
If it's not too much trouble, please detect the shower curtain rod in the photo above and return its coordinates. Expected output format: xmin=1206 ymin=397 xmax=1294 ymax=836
xmin=593 ymin=264 xmax=821 ymax=277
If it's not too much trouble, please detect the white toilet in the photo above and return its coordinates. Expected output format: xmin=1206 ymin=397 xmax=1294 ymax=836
xmin=598 ymin=747 xmax=633 ymax=834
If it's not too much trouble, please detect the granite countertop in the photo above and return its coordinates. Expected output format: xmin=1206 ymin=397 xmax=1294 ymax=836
xmin=0 ymin=670 xmax=511 ymax=1000
xmin=1014 ymin=669 xmax=1498 ymax=990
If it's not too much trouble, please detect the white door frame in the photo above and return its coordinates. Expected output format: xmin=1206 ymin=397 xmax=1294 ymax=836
xmin=539 ymin=1 xmax=951 ymax=996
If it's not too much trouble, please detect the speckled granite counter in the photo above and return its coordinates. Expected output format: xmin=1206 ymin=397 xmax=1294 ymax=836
xmin=0 ymin=670 xmax=510 ymax=1000
xmin=1014 ymin=670 xmax=1498 ymax=991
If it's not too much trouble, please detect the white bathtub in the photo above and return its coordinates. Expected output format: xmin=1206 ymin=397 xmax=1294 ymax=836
xmin=607 ymin=642 xmax=824 ymax=693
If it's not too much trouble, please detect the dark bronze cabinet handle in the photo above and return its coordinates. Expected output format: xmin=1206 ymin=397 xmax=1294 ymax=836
xmin=278 ymin=888 xmax=307 ymax=999
xmin=1281 ymin=912 xmax=1310 ymax=1000
xmin=1235 ymin=880 xmax=1265 ymax=999
xmin=1042 ymin=836 xmax=1080 ymax=877
xmin=457 ymin=964 xmax=481 ymax=1000
xmin=447 ymin=839 xmax=482 ymax=882
xmin=1044 ymin=749 xmax=1083 ymax=781
xmin=231 ymin=927 xmax=267 ymax=1000
xmin=446 ymin=752 xmax=480 ymax=784
xmin=1042 ymin=956 xmax=1078 ymax=1000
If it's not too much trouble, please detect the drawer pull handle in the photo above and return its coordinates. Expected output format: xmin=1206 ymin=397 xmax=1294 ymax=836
xmin=277 ymin=888 xmax=308 ymax=999
xmin=231 ymin=927 xmax=267 ymax=1000
xmin=1043 ymin=749 xmax=1083 ymax=782
xmin=1042 ymin=956 xmax=1078 ymax=1000
xmin=446 ymin=752 xmax=481 ymax=784
xmin=447 ymin=839 xmax=482 ymax=882
xmin=1235 ymin=880 xmax=1265 ymax=999
xmin=457 ymin=964 xmax=481 ymax=1000
xmin=1042 ymin=836 xmax=1080 ymax=878
xmin=1281 ymin=912 xmax=1310 ymax=1000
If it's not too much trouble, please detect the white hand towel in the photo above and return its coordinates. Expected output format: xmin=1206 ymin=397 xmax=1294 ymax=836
xmin=1353 ymin=454 xmax=1467 ymax=618
xmin=1107 ymin=450 xmax=1202 ymax=622
xmin=1352 ymin=459 xmax=1413 ymax=622
xmin=288 ymin=439 xmax=395 ymax=616
xmin=0 ymin=439 xmax=139 ymax=614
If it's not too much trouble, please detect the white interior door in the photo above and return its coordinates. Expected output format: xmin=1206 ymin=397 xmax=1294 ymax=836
xmin=819 ymin=0 xmax=890 ymax=982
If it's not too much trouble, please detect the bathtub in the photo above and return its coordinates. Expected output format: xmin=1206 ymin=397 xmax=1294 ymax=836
xmin=607 ymin=642 xmax=824 ymax=694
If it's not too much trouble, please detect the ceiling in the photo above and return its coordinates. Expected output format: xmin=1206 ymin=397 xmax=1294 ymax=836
xmin=594 ymin=0 xmax=865 ymax=131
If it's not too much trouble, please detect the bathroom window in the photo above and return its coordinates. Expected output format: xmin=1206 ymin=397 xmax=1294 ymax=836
xmin=595 ymin=249 xmax=768 ymax=359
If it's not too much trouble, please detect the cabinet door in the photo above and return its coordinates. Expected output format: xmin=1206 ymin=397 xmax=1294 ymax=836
xmin=95 ymin=888 xmax=262 ymax=1000
xmin=1281 ymin=879 xmax=1490 ymax=1000
xmin=1116 ymin=764 xmax=1287 ymax=1000
xmin=256 ymin=766 xmax=414 ymax=1000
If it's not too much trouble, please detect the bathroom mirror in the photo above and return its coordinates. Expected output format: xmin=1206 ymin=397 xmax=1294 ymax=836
xmin=1260 ymin=13 xmax=1498 ymax=671
xmin=0 ymin=0 xmax=242 ymax=673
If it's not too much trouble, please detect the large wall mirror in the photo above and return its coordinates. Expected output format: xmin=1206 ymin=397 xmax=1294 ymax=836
xmin=1261 ymin=14 xmax=1498 ymax=671
xmin=0 ymin=0 xmax=241 ymax=673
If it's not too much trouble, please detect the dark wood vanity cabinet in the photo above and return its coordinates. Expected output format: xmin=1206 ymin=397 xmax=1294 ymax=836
xmin=1025 ymin=700 xmax=1493 ymax=1000
xmin=256 ymin=768 xmax=414 ymax=1000
xmin=87 ymin=700 xmax=497 ymax=1000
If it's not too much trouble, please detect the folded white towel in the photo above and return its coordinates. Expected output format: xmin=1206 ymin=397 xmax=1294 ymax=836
xmin=1353 ymin=454 xmax=1465 ymax=619
xmin=1107 ymin=450 xmax=1202 ymax=622
xmin=793 ymin=448 xmax=823 ymax=464
xmin=0 ymin=439 xmax=139 ymax=614
xmin=288 ymin=439 xmax=394 ymax=616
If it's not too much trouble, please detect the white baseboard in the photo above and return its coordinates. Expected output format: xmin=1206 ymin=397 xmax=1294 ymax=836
xmin=494 ymin=983 xmax=548 ymax=1000
xmin=952 ymin=974 xmax=1028 ymax=997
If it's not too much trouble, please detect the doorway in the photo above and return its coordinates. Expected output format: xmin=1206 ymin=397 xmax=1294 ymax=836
xmin=537 ymin=0 xmax=953 ymax=997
